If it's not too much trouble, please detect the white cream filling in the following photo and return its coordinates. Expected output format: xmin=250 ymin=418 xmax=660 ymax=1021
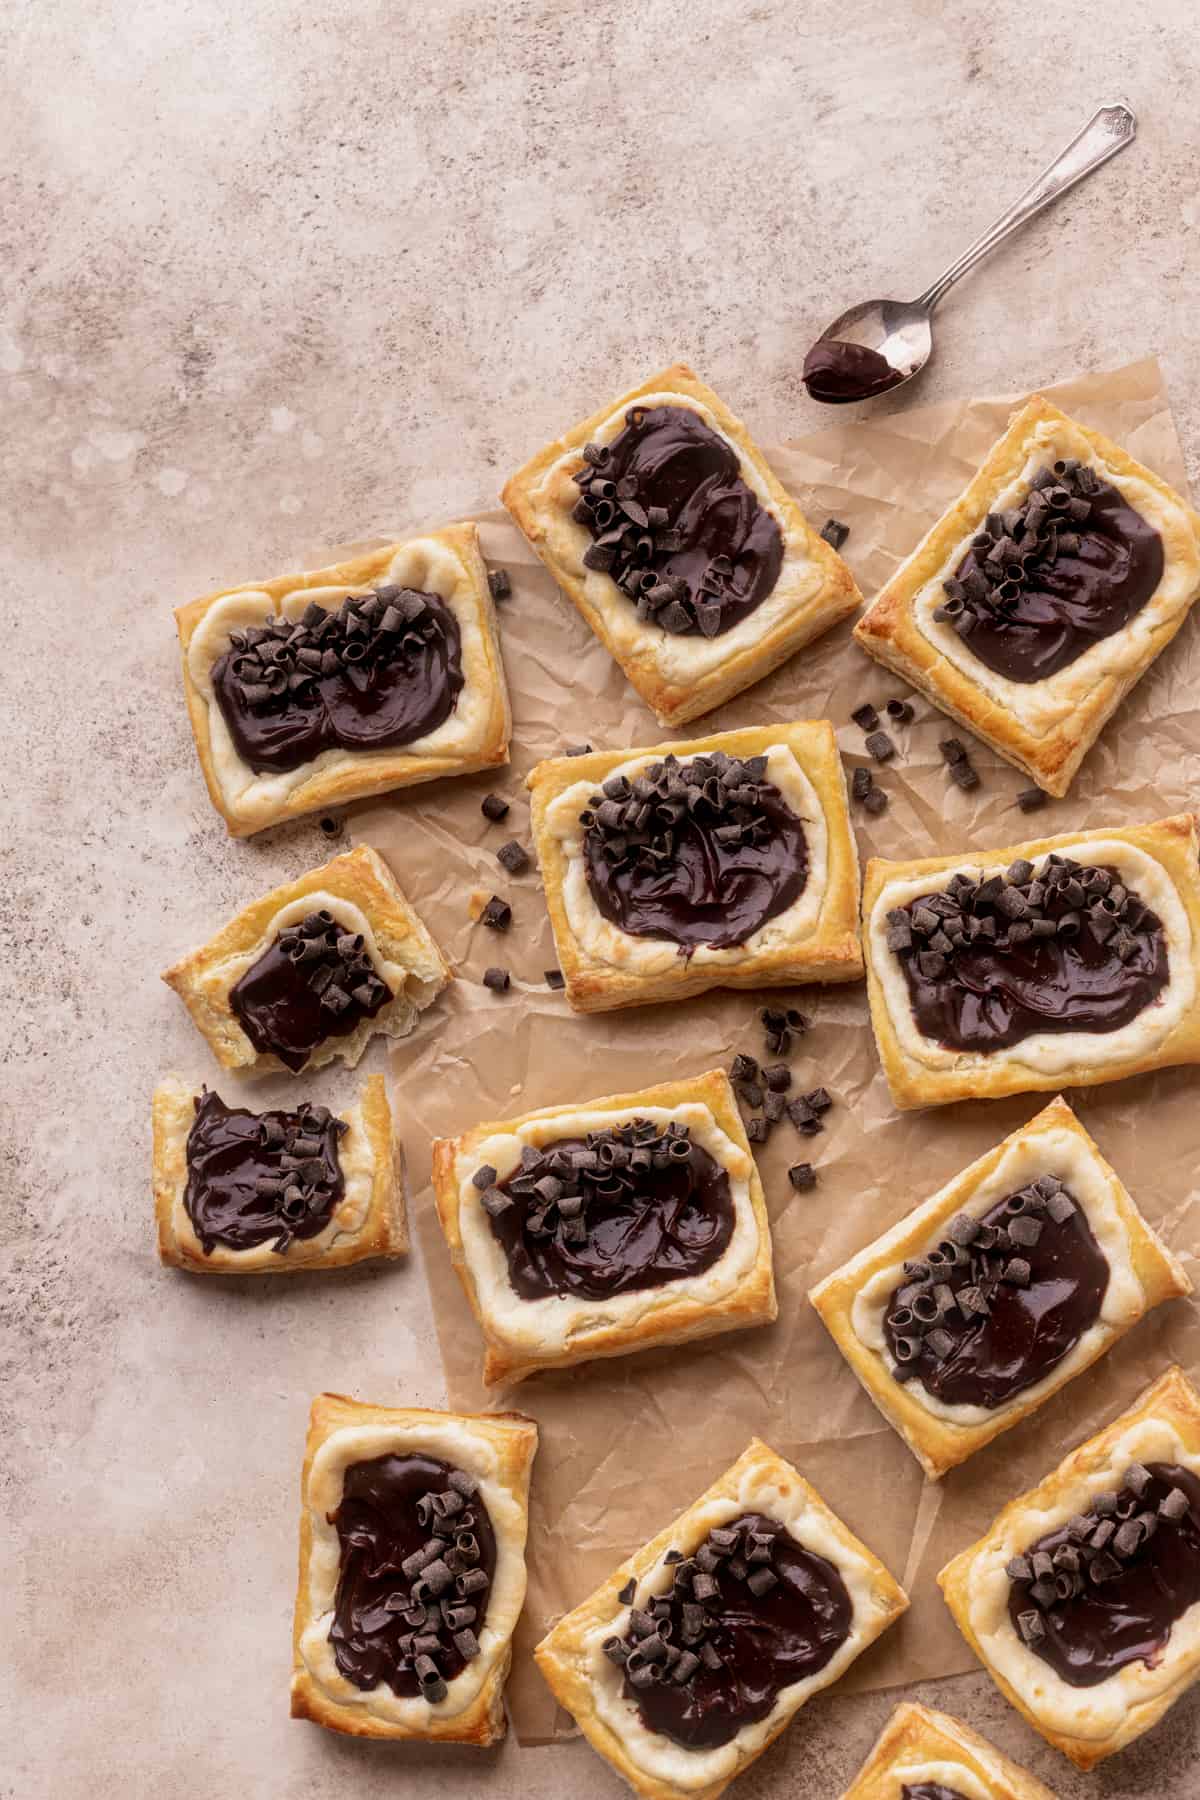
xmin=187 ymin=537 xmax=491 ymax=816
xmin=882 ymin=1760 xmax=993 ymax=1800
xmin=169 ymin=1094 xmax=376 ymax=1264
xmin=532 ymin=389 xmax=826 ymax=679
xmin=298 ymin=1420 xmax=527 ymax=1727
xmin=580 ymin=1459 xmax=891 ymax=1793
xmin=456 ymin=1102 xmax=759 ymax=1356
xmin=850 ymin=1124 xmax=1144 ymax=1427
xmin=868 ymin=839 xmax=1194 ymax=1078
xmin=911 ymin=416 xmax=1200 ymax=737
xmin=545 ymin=744 xmax=829 ymax=977
xmin=967 ymin=1418 xmax=1200 ymax=1743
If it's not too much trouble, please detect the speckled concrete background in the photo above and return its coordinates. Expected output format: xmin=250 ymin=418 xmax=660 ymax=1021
xmin=5 ymin=2 xmax=1200 ymax=1794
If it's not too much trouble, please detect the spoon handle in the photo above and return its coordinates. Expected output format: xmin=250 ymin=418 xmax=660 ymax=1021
xmin=916 ymin=101 xmax=1136 ymax=312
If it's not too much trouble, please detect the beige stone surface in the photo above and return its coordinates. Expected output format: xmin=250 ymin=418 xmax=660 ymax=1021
xmin=4 ymin=1 xmax=1200 ymax=1794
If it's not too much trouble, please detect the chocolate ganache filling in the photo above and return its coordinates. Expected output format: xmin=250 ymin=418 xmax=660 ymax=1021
xmin=184 ymin=1088 xmax=346 ymax=1254
xmin=230 ymin=906 xmax=392 ymax=1072
xmin=478 ymin=1117 xmax=734 ymax=1302
xmin=902 ymin=1787 xmax=969 ymax=1800
xmin=1006 ymin=1461 xmax=1200 ymax=1688
xmin=581 ymin=750 xmax=808 ymax=954
xmin=886 ymin=853 xmax=1169 ymax=1055
xmin=801 ymin=339 xmax=904 ymax=405
xmin=211 ymin=582 xmax=464 ymax=775
xmin=933 ymin=457 xmax=1164 ymax=684
xmin=330 ymin=1453 xmax=496 ymax=1703
xmin=603 ymin=1512 xmax=851 ymax=1750
xmin=882 ymin=1176 xmax=1109 ymax=1409
xmin=571 ymin=405 xmax=783 ymax=637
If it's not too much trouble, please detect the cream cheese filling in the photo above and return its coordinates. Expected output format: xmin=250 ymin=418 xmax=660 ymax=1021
xmin=546 ymin=743 xmax=828 ymax=977
xmin=456 ymin=1101 xmax=759 ymax=1355
xmin=967 ymin=1418 xmax=1200 ymax=1743
xmin=299 ymin=1421 xmax=527 ymax=1727
xmin=911 ymin=416 xmax=1200 ymax=737
xmin=580 ymin=1457 xmax=889 ymax=1792
xmin=868 ymin=838 xmax=1194 ymax=1078
xmin=533 ymin=389 xmax=825 ymax=679
xmin=850 ymin=1124 xmax=1143 ymax=1427
xmin=187 ymin=536 xmax=491 ymax=818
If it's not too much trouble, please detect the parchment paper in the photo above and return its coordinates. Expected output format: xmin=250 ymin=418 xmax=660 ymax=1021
xmin=352 ymin=357 xmax=1200 ymax=1743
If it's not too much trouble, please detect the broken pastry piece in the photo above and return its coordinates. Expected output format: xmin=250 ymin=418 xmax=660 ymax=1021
xmin=153 ymin=1072 xmax=405 ymax=1273
xmin=939 ymin=1365 xmax=1200 ymax=1770
xmin=535 ymin=1437 xmax=907 ymax=1800
xmin=503 ymin=363 xmax=860 ymax=727
xmin=432 ymin=1068 xmax=776 ymax=1387
xmin=162 ymin=845 xmax=450 ymax=1076
xmin=291 ymin=1394 xmax=537 ymax=1744
xmin=810 ymin=1096 xmax=1189 ymax=1478
xmin=840 ymin=1701 xmax=1058 ymax=1799
xmin=854 ymin=394 xmax=1200 ymax=796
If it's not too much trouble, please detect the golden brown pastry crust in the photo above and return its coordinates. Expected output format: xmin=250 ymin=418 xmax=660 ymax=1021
xmin=853 ymin=395 xmax=1200 ymax=797
xmin=939 ymin=1366 xmax=1200 ymax=1770
xmin=862 ymin=813 xmax=1200 ymax=1109
xmin=161 ymin=844 xmax=451 ymax=1075
xmin=839 ymin=1701 xmax=1058 ymax=1799
xmin=290 ymin=1392 xmax=537 ymax=1744
xmin=431 ymin=1068 xmax=777 ymax=1387
xmin=527 ymin=720 xmax=863 ymax=1014
xmin=810 ymin=1095 xmax=1191 ymax=1479
xmin=177 ymin=523 xmax=511 ymax=837
xmin=535 ymin=1437 xmax=908 ymax=1800
xmin=502 ymin=363 xmax=861 ymax=727
xmin=153 ymin=1072 xmax=407 ymax=1273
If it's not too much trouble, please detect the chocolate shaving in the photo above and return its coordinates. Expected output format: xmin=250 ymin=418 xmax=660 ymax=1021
xmin=479 ymin=895 xmax=512 ymax=931
xmin=496 ymin=839 xmax=530 ymax=874
xmin=487 ymin=568 xmax=511 ymax=601
xmin=820 ymin=517 xmax=850 ymax=550
xmin=787 ymin=1163 xmax=817 ymax=1192
xmin=481 ymin=793 xmax=510 ymax=822
xmin=482 ymin=966 xmax=511 ymax=993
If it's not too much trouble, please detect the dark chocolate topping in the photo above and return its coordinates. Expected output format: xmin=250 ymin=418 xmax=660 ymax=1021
xmin=887 ymin=855 xmax=1168 ymax=1054
xmin=801 ymin=340 xmax=904 ymax=404
xmin=230 ymin=907 xmax=392 ymax=1072
xmin=902 ymin=1787 xmax=970 ymax=1800
xmin=611 ymin=1512 xmax=851 ymax=1750
xmin=484 ymin=1118 xmax=734 ymax=1302
xmin=935 ymin=459 xmax=1164 ymax=684
xmin=330 ymin=1453 xmax=496 ymax=1702
xmin=883 ymin=1177 xmax=1109 ymax=1409
xmin=183 ymin=1088 xmax=347 ymax=1255
xmin=212 ymin=584 xmax=463 ymax=775
xmin=1007 ymin=1462 xmax=1200 ymax=1688
xmin=571 ymin=405 xmax=783 ymax=636
xmin=582 ymin=750 xmax=808 ymax=953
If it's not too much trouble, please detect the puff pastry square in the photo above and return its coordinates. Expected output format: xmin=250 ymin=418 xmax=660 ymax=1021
xmin=162 ymin=844 xmax=450 ymax=1075
xmin=840 ymin=1701 xmax=1058 ymax=1799
xmin=862 ymin=813 xmax=1200 ymax=1109
xmin=939 ymin=1366 xmax=1200 ymax=1770
xmin=535 ymin=1437 xmax=908 ymax=1800
xmin=527 ymin=721 xmax=862 ymax=1015
xmin=502 ymin=364 xmax=861 ymax=727
xmin=291 ymin=1393 xmax=537 ymax=1743
xmin=853 ymin=395 xmax=1200 ymax=797
xmin=153 ymin=1071 xmax=406 ymax=1274
xmin=177 ymin=522 xmax=511 ymax=836
xmin=432 ymin=1068 xmax=776 ymax=1388
xmin=811 ymin=1095 xmax=1190 ymax=1479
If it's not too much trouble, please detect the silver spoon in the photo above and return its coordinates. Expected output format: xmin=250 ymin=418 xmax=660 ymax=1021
xmin=802 ymin=101 xmax=1137 ymax=405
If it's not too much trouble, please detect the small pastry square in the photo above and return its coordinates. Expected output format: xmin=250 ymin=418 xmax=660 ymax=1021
xmin=153 ymin=1072 xmax=406 ymax=1274
xmin=939 ymin=1365 xmax=1200 ymax=1770
xmin=291 ymin=1393 xmax=537 ymax=1744
xmin=162 ymin=845 xmax=450 ymax=1076
xmin=810 ymin=1095 xmax=1190 ymax=1479
xmin=527 ymin=721 xmax=862 ymax=1014
xmin=502 ymin=363 xmax=860 ymax=727
xmin=535 ymin=1437 xmax=907 ymax=1800
xmin=862 ymin=813 xmax=1200 ymax=1109
xmin=840 ymin=1701 xmax=1058 ymax=1799
xmin=432 ymin=1068 xmax=776 ymax=1387
xmin=853 ymin=395 xmax=1200 ymax=797
xmin=177 ymin=523 xmax=511 ymax=836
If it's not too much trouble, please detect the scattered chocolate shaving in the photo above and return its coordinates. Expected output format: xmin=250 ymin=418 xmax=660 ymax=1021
xmin=488 ymin=568 xmax=512 ymax=601
xmin=851 ymin=703 xmax=880 ymax=732
xmin=544 ymin=968 xmax=566 ymax=990
xmin=886 ymin=699 xmax=913 ymax=724
xmin=479 ymin=895 xmax=512 ymax=931
xmin=788 ymin=1163 xmax=817 ymax=1192
xmin=318 ymin=815 xmax=342 ymax=838
xmin=482 ymin=966 xmax=511 ymax=992
xmin=1017 ymin=787 xmax=1049 ymax=813
xmin=820 ymin=518 xmax=850 ymax=551
xmin=851 ymin=767 xmax=873 ymax=801
xmin=481 ymin=793 xmax=510 ymax=822
xmin=865 ymin=730 xmax=894 ymax=763
xmin=863 ymin=786 xmax=888 ymax=815
xmin=563 ymin=743 xmax=593 ymax=756
xmin=496 ymin=839 xmax=530 ymax=874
